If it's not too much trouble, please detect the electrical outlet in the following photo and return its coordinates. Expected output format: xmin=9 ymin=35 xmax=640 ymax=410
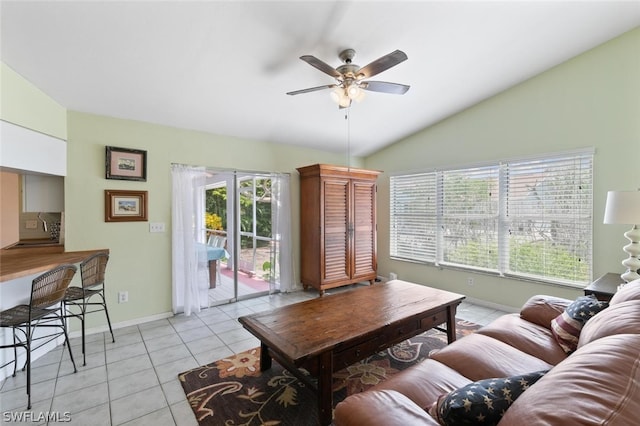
xmin=467 ymin=277 xmax=474 ymax=286
xmin=25 ymin=220 xmax=38 ymax=229
xmin=118 ymin=291 xmax=128 ymax=303
xmin=149 ymin=222 xmax=165 ymax=233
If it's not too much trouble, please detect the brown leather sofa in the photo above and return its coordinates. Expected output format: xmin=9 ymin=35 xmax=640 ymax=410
xmin=334 ymin=279 xmax=640 ymax=425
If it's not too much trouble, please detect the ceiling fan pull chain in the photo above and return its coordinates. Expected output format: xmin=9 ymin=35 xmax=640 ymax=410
xmin=345 ymin=108 xmax=351 ymax=171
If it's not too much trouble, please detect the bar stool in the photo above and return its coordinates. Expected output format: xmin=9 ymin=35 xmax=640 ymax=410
xmin=63 ymin=252 xmax=114 ymax=365
xmin=0 ymin=264 xmax=78 ymax=409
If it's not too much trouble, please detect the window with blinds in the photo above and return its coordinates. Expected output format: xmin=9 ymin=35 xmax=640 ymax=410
xmin=389 ymin=151 xmax=593 ymax=286
xmin=441 ymin=165 xmax=500 ymax=271
xmin=390 ymin=172 xmax=437 ymax=262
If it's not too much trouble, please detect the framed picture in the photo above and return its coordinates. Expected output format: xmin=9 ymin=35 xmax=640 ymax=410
xmin=106 ymin=146 xmax=147 ymax=181
xmin=105 ymin=190 xmax=148 ymax=222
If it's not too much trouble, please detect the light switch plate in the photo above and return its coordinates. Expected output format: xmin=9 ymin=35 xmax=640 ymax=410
xmin=149 ymin=222 xmax=165 ymax=233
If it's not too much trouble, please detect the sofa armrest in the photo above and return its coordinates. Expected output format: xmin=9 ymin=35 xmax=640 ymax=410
xmin=334 ymin=389 xmax=440 ymax=426
xmin=519 ymin=295 xmax=571 ymax=330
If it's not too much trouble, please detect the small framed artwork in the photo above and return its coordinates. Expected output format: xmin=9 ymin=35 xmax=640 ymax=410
xmin=106 ymin=146 xmax=147 ymax=181
xmin=105 ymin=190 xmax=148 ymax=222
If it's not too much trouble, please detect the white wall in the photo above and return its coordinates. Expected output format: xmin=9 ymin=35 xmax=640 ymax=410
xmin=0 ymin=120 xmax=67 ymax=176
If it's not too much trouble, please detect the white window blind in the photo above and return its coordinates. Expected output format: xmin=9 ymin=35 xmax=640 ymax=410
xmin=390 ymin=172 xmax=436 ymax=262
xmin=505 ymin=153 xmax=593 ymax=283
xmin=440 ymin=165 xmax=500 ymax=271
xmin=389 ymin=150 xmax=593 ymax=286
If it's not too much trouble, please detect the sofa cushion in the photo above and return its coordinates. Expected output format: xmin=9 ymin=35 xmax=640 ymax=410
xmin=610 ymin=278 xmax=640 ymax=304
xmin=476 ymin=314 xmax=568 ymax=365
xmin=430 ymin=334 xmax=553 ymax=381
xmin=550 ymin=294 xmax=608 ymax=354
xmin=428 ymin=370 xmax=547 ymax=426
xmin=360 ymin=358 xmax=472 ymax=411
xmin=499 ymin=334 xmax=640 ymax=426
xmin=519 ymin=295 xmax=571 ymax=330
xmin=577 ymin=300 xmax=640 ymax=349
xmin=333 ymin=389 xmax=440 ymax=426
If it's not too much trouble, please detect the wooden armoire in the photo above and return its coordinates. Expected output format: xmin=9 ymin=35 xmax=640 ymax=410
xmin=297 ymin=164 xmax=381 ymax=295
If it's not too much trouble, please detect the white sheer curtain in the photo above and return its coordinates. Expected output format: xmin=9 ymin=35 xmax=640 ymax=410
xmin=272 ymin=174 xmax=295 ymax=293
xmin=171 ymin=164 xmax=209 ymax=315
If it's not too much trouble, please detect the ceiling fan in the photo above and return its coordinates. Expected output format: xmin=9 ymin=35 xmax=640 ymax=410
xmin=286 ymin=48 xmax=410 ymax=108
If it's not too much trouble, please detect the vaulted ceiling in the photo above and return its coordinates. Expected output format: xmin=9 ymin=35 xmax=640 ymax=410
xmin=2 ymin=1 xmax=639 ymax=156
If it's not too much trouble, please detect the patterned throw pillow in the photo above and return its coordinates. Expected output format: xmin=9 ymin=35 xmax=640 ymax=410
xmin=550 ymin=294 xmax=609 ymax=354
xmin=428 ymin=370 xmax=548 ymax=426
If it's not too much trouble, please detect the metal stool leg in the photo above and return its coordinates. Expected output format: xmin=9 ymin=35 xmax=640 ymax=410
xmin=102 ymin=295 xmax=115 ymax=343
xmin=60 ymin=306 xmax=78 ymax=374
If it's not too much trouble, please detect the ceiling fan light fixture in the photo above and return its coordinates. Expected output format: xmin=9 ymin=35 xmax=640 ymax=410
xmin=347 ymin=83 xmax=366 ymax=102
xmin=353 ymin=89 xmax=366 ymax=103
xmin=330 ymin=88 xmax=351 ymax=108
xmin=346 ymin=82 xmax=360 ymax=98
xmin=329 ymin=88 xmax=341 ymax=103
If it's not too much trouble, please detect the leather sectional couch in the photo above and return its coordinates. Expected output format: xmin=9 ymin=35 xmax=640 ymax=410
xmin=334 ymin=279 xmax=640 ymax=425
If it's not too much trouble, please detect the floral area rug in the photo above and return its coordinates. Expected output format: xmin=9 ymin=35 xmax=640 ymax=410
xmin=178 ymin=319 xmax=479 ymax=425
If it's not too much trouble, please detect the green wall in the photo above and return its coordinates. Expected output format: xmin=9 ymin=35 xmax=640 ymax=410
xmin=0 ymin=63 xmax=67 ymax=138
xmin=65 ymin=112 xmax=351 ymax=326
xmin=365 ymin=27 xmax=640 ymax=309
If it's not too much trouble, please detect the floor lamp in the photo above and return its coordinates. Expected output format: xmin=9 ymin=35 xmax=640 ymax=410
xmin=603 ymin=190 xmax=640 ymax=284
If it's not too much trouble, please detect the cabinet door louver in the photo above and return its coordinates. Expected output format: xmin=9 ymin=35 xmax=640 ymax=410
xmin=323 ymin=179 xmax=350 ymax=282
xmin=352 ymin=180 xmax=377 ymax=280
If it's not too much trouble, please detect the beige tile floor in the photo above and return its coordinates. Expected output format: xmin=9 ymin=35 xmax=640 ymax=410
xmin=0 ymin=286 xmax=507 ymax=425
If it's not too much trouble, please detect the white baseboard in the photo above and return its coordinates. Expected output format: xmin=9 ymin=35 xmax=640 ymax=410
xmin=68 ymin=311 xmax=174 ymax=339
xmin=463 ymin=296 xmax=519 ymax=313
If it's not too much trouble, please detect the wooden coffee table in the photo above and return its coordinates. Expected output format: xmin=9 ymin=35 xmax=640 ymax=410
xmin=238 ymin=280 xmax=465 ymax=425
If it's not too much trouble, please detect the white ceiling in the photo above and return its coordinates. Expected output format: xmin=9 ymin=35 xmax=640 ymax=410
xmin=2 ymin=1 xmax=639 ymax=156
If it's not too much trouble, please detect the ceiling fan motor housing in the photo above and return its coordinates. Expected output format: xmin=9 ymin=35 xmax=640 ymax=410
xmin=337 ymin=49 xmax=362 ymax=80
xmin=339 ymin=48 xmax=356 ymax=63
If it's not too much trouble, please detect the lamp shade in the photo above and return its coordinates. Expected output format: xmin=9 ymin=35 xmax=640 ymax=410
xmin=603 ymin=190 xmax=640 ymax=225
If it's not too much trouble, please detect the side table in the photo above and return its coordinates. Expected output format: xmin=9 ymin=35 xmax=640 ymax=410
xmin=584 ymin=273 xmax=624 ymax=302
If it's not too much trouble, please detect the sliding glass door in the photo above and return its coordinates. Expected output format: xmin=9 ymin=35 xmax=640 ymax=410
xmin=172 ymin=164 xmax=292 ymax=313
xmin=204 ymin=171 xmax=287 ymax=306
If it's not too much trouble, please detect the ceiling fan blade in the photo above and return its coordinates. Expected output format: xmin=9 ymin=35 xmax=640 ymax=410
xmin=300 ymin=55 xmax=342 ymax=78
xmin=286 ymin=84 xmax=336 ymax=96
xmin=357 ymin=50 xmax=408 ymax=79
xmin=361 ymin=81 xmax=410 ymax=95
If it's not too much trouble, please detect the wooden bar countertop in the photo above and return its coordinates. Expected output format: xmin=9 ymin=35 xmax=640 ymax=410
xmin=0 ymin=245 xmax=110 ymax=282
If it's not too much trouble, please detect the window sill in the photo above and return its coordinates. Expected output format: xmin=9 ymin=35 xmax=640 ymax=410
xmin=390 ymin=256 xmax=587 ymax=290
